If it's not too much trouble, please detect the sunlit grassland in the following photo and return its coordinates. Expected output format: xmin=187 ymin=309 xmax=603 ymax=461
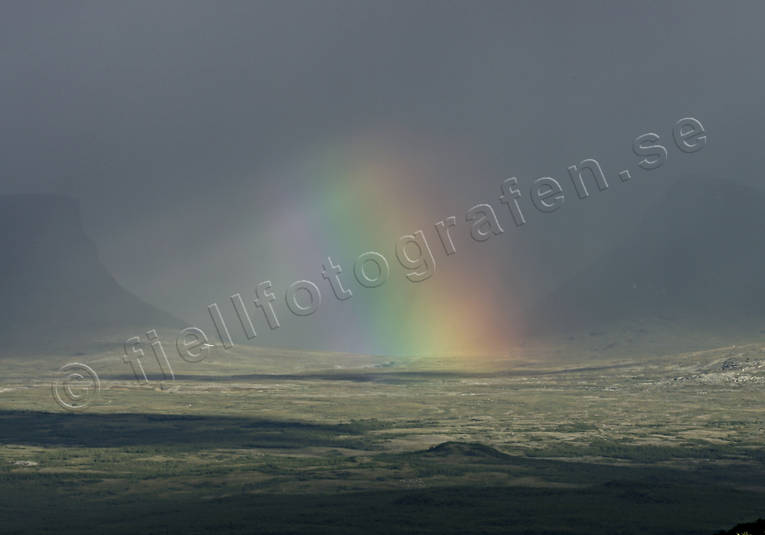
xmin=0 ymin=340 xmax=763 ymax=534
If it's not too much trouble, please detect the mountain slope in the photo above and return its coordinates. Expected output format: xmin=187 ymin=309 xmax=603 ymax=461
xmin=523 ymin=177 xmax=765 ymax=337
xmin=0 ymin=194 xmax=181 ymax=354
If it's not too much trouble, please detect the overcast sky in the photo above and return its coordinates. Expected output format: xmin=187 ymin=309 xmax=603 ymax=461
xmin=2 ymin=1 xmax=764 ymax=354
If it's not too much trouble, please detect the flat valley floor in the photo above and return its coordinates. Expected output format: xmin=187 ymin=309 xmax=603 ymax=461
xmin=0 ymin=339 xmax=764 ymax=534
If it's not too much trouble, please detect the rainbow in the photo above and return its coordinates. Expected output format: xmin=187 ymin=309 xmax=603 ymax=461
xmin=247 ymin=129 xmax=514 ymax=360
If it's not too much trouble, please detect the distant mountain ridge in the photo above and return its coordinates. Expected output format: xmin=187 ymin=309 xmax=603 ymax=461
xmin=523 ymin=177 xmax=765 ymax=337
xmin=0 ymin=194 xmax=181 ymax=355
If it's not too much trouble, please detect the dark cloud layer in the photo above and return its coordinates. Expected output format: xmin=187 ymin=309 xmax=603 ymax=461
xmin=2 ymin=1 xmax=764 ymax=353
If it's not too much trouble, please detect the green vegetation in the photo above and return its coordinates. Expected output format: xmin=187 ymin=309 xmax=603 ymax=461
xmin=0 ymin=344 xmax=763 ymax=533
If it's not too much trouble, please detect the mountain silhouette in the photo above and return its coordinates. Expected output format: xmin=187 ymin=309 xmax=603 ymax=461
xmin=0 ymin=194 xmax=181 ymax=355
xmin=523 ymin=177 xmax=765 ymax=336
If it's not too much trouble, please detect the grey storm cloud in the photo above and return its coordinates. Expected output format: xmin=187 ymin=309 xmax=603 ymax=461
xmin=2 ymin=1 xmax=764 ymax=353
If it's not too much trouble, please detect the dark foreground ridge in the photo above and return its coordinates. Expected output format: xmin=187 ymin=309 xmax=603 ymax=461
xmin=424 ymin=441 xmax=513 ymax=460
xmin=714 ymin=518 xmax=765 ymax=535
